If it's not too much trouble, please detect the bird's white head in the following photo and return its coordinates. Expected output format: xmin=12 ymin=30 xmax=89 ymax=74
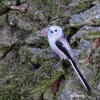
xmin=48 ymin=26 xmax=64 ymax=42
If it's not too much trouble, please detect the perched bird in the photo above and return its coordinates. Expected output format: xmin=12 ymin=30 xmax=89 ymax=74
xmin=47 ymin=26 xmax=91 ymax=92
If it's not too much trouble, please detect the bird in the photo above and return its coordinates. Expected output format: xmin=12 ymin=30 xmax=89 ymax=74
xmin=47 ymin=26 xmax=91 ymax=92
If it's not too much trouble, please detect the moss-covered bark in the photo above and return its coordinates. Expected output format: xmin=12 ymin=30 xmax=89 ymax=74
xmin=0 ymin=0 xmax=100 ymax=100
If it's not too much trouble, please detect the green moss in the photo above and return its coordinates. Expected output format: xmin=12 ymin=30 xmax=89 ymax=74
xmin=42 ymin=41 xmax=49 ymax=49
xmin=16 ymin=45 xmax=64 ymax=99
xmin=19 ymin=46 xmax=33 ymax=63
xmin=68 ymin=0 xmax=91 ymax=15
xmin=55 ymin=80 xmax=66 ymax=99
xmin=89 ymin=69 xmax=100 ymax=87
xmin=50 ymin=4 xmax=58 ymax=16
xmin=62 ymin=0 xmax=68 ymax=5
xmin=0 ymin=0 xmax=16 ymax=9
xmin=0 ymin=0 xmax=3 ymax=3
xmin=0 ymin=69 xmax=32 ymax=100
xmin=55 ymin=69 xmax=71 ymax=99
xmin=43 ymin=88 xmax=54 ymax=100
xmin=23 ymin=12 xmax=33 ymax=20
xmin=46 ymin=0 xmax=52 ymax=4
xmin=83 ymin=31 xmax=100 ymax=40
xmin=64 ymin=27 xmax=71 ymax=36
xmin=0 ymin=82 xmax=31 ymax=100
xmin=31 ymin=72 xmax=63 ymax=96
xmin=0 ymin=47 xmax=10 ymax=59
xmin=0 ymin=69 xmax=5 ymax=77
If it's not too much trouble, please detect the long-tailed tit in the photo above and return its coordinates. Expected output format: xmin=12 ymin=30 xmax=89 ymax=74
xmin=47 ymin=26 xmax=91 ymax=92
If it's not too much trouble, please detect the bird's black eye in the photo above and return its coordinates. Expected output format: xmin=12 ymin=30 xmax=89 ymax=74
xmin=55 ymin=29 xmax=57 ymax=32
xmin=51 ymin=31 xmax=53 ymax=33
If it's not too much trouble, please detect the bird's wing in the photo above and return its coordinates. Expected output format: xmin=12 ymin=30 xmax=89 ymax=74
xmin=55 ymin=39 xmax=91 ymax=92
xmin=57 ymin=37 xmax=75 ymax=62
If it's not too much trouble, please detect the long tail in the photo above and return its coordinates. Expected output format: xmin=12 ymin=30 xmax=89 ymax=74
xmin=69 ymin=59 xmax=91 ymax=92
xmin=55 ymin=40 xmax=91 ymax=92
